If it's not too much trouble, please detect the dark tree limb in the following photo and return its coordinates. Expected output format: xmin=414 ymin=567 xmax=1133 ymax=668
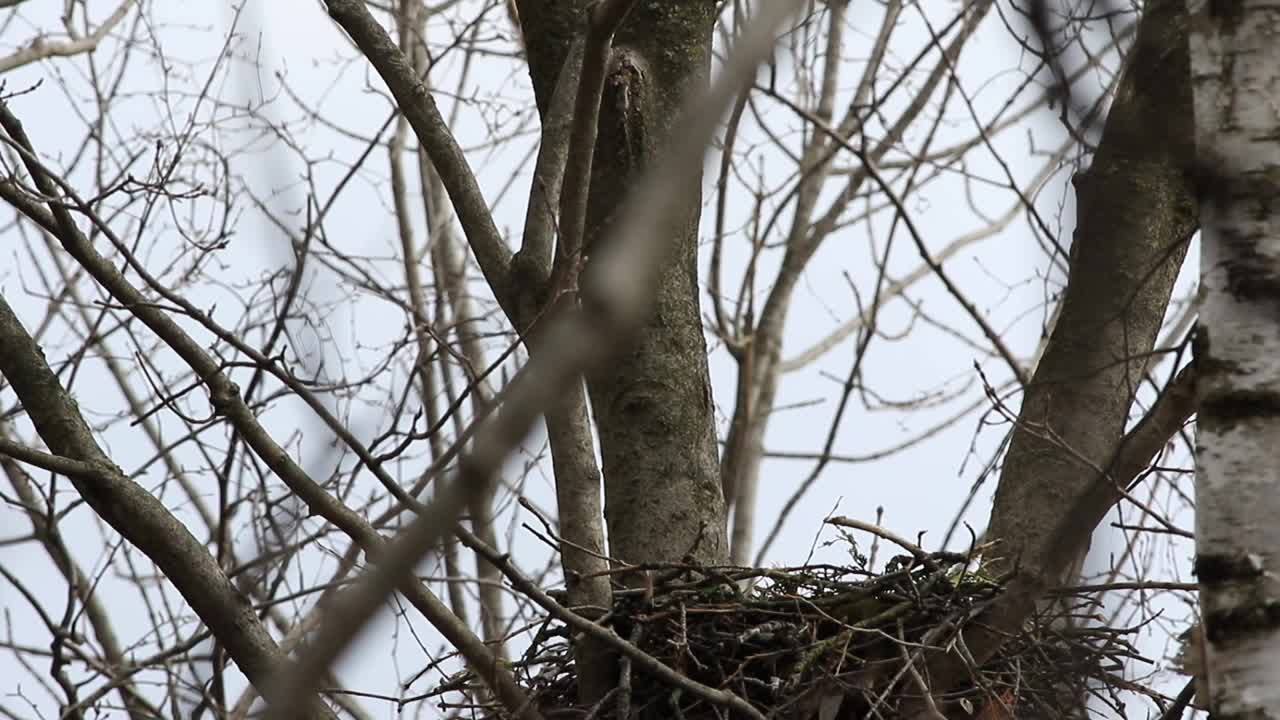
xmin=905 ymin=0 xmax=1199 ymax=710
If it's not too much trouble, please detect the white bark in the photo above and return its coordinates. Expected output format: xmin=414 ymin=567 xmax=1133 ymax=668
xmin=1190 ymin=2 xmax=1280 ymax=716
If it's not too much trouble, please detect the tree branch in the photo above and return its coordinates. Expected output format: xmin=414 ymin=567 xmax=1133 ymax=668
xmin=0 ymin=436 xmax=111 ymax=480
xmin=906 ymin=363 xmax=1198 ymax=718
xmin=550 ymin=0 xmax=640 ymax=296
xmin=0 ymin=0 xmax=134 ymax=75
xmin=323 ymin=0 xmax=514 ymax=309
xmin=516 ymin=36 xmax=583 ymax=293
xmin=455 ymin=526 xmax=769 ymax=720
xmin=899 ymin=0 xmax=1199 ymax=712
xmin=0 ymin=293 xmax=337 ymax=720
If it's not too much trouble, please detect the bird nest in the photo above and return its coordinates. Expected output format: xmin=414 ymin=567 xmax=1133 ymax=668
xmin=454 ymin=543 xmax=1155 ymax=719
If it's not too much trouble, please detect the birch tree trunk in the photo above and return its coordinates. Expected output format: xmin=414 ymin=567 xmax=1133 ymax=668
xmin=1188 ymin=1 xmax=1280 ymax=716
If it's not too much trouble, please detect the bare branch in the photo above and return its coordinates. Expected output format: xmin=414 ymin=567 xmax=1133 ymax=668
xmin=516 ymin=36 xmax=584 ymax=290
xmin=0 ymin=293 xmax=336 ymax=719
xmin=551 ymin=0 xmax=641 ymax=295
xmin=0 ymin=0 xmax=134 ymax=74
xmin=0 ymin=99 xmax=512 ymax=720
xmin=277 ymin=0 xmax=801 ymax=710
xmin=0 ymin=436 xmax=110 ymax=480
xmin=324 ymin=0 xmax=514 ymax=308
xmin=826 ymin=516 xmax=930 ymax=565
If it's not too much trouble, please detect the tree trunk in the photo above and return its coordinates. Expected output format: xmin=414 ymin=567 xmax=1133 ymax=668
xmin=520 ymin=0 xmax=729 ymax=567
xmin=906 ymin=0 xmax=1200 ymax=710
xmin=982 ymin=0 xmax=1197 ymax=585
xmin=1188 ymin=1 xmax=1280 ymax=715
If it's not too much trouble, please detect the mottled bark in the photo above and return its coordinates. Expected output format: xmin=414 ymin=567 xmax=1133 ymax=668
xmin=521 ymin=0 xmax=729 ymax=567
xmin=1189 ymin=0 xmax=1280 ymax=716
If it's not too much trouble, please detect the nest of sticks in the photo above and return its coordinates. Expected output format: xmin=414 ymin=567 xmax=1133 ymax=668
xmin=454 ymin=530 xmax=1155 ymax=719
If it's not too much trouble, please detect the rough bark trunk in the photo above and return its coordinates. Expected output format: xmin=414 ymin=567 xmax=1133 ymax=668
xmin=520 ymin=0 xmax=729 ymax=567
xmin=982 ymin=0 xmax=1197 ymax=584
xmin=1188 ymin=1 xmax=1280 ymax=716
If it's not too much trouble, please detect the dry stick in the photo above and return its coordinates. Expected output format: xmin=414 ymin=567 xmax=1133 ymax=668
xmin=0 ymin=0 xmax=134 ymax=74
xmin=826 ymin=516 xmax=930 ymax=565
xmin=898 ymin=641 xmax=948 ymax=720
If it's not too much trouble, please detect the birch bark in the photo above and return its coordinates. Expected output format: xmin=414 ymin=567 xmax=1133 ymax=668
xmin=1189 ymin=1 xmax=1280 ymax=716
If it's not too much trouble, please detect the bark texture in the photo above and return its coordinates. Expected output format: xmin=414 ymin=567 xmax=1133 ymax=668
xmin=1189 ymin=1 xmax=1280 ymax=716
xmin=984 ymin=0 xmax=1197 ymax=582
xmin=520 ymin=0 xmax=729 ymax=567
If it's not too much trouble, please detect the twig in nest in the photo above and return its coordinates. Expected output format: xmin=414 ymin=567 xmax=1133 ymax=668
xmin=898 ymin=633 xmax=947 ymax=720
xmin=827 ymin=516 xmax=930 ymax=565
